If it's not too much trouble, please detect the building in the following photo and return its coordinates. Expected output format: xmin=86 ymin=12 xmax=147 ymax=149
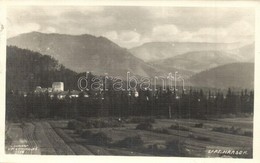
xmin=35 ymin=86 xmax=42 ymax=93
xmin=52 ymin=82 xmax=64 ymax=92
xmin=47 ymin=88 xmax=53 ymax=92
xmin=34 ymin=86 xmax=48 ymax=93
xmin=69 ymin=90 xmax=80 ymax=98
xmin=57 ymin=91 xmax=69 ymax=99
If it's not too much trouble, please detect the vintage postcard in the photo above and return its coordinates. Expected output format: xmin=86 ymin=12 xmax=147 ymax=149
xmin=0 ymin=0 xmax=259 ymax=163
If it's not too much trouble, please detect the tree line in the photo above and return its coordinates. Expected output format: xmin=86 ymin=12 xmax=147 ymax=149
xmin=6 ymin=87 xmax=253 ymax=121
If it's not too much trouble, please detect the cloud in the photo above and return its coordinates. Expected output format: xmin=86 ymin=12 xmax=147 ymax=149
xmin=149 ymin=7 xmax=178 ymax=18
xmin=44 ymin=26 xmax=57 ymax=33
xmin=103 ymin=31 xmax=118 ymax=40
xmin=151 ymin=24 xmax=179 ymax=41
xmin=103 ymin=30 xmax=141 ymax=48
xmin=38 ymin=6 xmax=104 ymax=17
xmin=148 ymin=19 xmax=254 ymax=44
xmin=148 ymin=7 xmax=254 ymax=31
xmin=120 ymin=31 xmax=141 ymax=42
xmin=190 ymin=20 xmax=254 ymax=43
xmin=7 ymin=6 xmax=254 ymax=47
xmin=228 ymin=20 xmax=254 ymax=36
xmin=150 ymin=24 xmax=194 ymax=42
xmin=8 ymin=23 xmax=40 ymax=38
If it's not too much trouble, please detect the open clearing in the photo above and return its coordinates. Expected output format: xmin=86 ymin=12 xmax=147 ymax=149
xmin=5 ymin=117 xmax=253 ymax=157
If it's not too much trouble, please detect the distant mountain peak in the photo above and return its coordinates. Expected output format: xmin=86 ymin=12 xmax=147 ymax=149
xmin=130 ymin=41 xmax=249 ymax=62
xmin=189 ymin=62 xmax=254 ymax=89
xmin=7 ymin=32 xmax=162 ymax=77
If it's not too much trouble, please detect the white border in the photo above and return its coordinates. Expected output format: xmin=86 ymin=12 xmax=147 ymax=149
xmin=0 ymin=1 xmax=259 ymax=163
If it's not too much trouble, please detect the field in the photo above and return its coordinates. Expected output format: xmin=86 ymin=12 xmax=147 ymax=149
xmin=5 ymin=117 xmax=253 ymax=157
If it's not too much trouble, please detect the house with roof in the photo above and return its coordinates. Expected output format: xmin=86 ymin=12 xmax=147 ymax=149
xmin=52 ymin=82 xmax=64 ymax=92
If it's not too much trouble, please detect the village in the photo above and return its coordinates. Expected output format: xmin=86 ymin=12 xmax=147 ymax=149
xmin=34 ymin=82 xmax=90 ymax=99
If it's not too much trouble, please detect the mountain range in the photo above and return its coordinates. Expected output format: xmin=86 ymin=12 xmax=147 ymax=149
xmin=7 ymin=32 xmax=162 ymax=78
xmin=7 ymin=32 xmax=255 ymax=89
xmin=150 ymin=50 xmax=240 ymax=73
xmin=130 ymin=41 xmax=254 ymax=73
xmin=130 ymin=42 xmax=249 ymax=62
xmin=189 ymin=62 xmax=254 ymax=89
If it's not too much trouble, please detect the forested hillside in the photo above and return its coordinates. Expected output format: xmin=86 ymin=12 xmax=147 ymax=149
xmin=6 ymin=46 xmax=78 ymax=92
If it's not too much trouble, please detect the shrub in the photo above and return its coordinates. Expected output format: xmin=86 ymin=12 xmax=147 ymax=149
xmin=165 ymin=139 xmax=187 ymax=156
xmin=188 ymin=133 xmax=210 ymax=141
xmin=74 ymin=128 xmax=83 ymax=135
xmin=230 ymin=126 xmax=243 ymax=135
xmin=80 ymin=130 xmax=93 ymax=139
xmin=212 ymin=126 xmax=245 ymax=136
xmin=81 ymin=131 xmax=112 ymax=146
xmin=148 ymin=144 xmax=166 ymax=152
xmin=67 ymin=120 xmax=85 ymax=130
xmin=194 ymin=123 xmax=203 ymax=128
xmin=78 ymin=118 xmax=123 ymax=129
xmin=85 ymin=121 xmax=95 ymax=129
xmin=88 ymin=120 xmax=107 ymax=128
xmin=188 ymin=133 xmax=194 ymax=138
xmin=5 ymin=135 xmax=12 ymax=146
xmin=153 ymin=128 xmax=170 ymax=134
xmin=115 ymin=135 xmax=144 ymax=148
xmin=93 ymin=120 xmax=112 ymax=128
xmin=196 ymin=136 xmax=211 ymax=141
xmin=244 ymin=131 xmax=253 ymax=137
xmin=148 ymin=144 xmax=159 ymax=152
xmin=169 ymin=123 xmax=190 ymax=131
xmin=212 ymin=127 xmax=227 ymax=132
xmin=136 ymin=122 xmax=153 ymax=131
xmin=91 ymin=132 xmax=112 ymax=146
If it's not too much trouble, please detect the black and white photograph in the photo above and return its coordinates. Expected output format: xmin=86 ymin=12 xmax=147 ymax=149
xmin=1 ymin=1 xmax=259 ymax=160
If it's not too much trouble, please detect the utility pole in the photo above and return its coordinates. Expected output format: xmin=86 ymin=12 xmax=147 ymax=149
xmin=168 ymin=105 xmax=172 ymax=119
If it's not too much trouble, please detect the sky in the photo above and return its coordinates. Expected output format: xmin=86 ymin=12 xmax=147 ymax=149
xmin=7 ymin=6 xmax=254 ymax=48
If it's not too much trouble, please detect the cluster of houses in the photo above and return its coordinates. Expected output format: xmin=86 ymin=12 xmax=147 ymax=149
xmin=34 ymin=82 xmax=88 ymax=99
xmin=32 ymin=82 xmax=223 ymax=101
